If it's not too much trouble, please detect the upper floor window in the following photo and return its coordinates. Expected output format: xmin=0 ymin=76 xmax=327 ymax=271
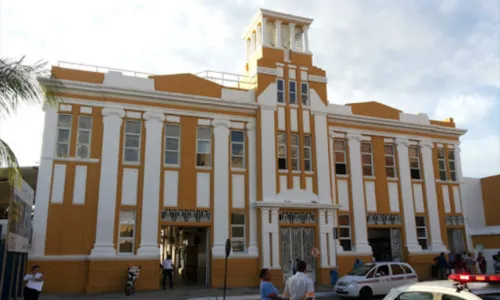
xmin=384 ymin=144 xmax=397 ymax=178
xmin=231 ymin=130 xmax=245 ymax=169
xmin=277 ymin=132 xmax=287 ymax=170
xmin=289 ymin=81 xmax=297 ymax=105
xmin=56 ymin=114 xmax=72 ymax=158
xmin=303 ymin=135 xmax=312 ymax=171
xmin=448 ymin=150 xmax=456 ymax=181
xmin=361 ymin=142 xmax=374 ymax=177
xmin=118 ymin=210 xmax=136 ymax=254
xmin=231 ymin=213 xmax=245 ymax=252
xmin=277 ymin=79 xmax=285 ymax=103
xmin=301 ymin=83 xmax=310 ymax=106
xmin=409 ymin=146 xmax=421 ymax=180
xmin=415 ymin=216 xmax=428 ymax=250
xmin=165 ymin=124 xmax=180 ymax=165
xmin=196 ymin=127 xmax=212 ymax=167
xmin=337 ymin=215 xmax=352 ymax=251
xmin=124 ymin=120 xmax=141 ymax=163
xmin=291 ymin=133 xmax=300 ymax=171
xmin=437 ymin=149 xmax=447 ymax=181
xmin=334 ymin=140 xmax=348 ymax=175
xmin=76 ymin=116 xmax=92 ymax=159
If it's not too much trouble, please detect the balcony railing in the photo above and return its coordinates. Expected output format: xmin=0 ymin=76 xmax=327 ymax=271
xmin=196 ymin=70 xmax=256 ymax=90
xmin=57 ymin=61 xmax=154 ymax=78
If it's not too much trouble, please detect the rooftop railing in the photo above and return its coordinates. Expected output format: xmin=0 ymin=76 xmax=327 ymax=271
xmin=57 ymin=61 xmax=154 ymax=78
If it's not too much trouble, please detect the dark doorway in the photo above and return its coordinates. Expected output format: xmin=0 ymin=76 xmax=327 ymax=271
xmin=368 ymin=228 xmax=392 ymax=262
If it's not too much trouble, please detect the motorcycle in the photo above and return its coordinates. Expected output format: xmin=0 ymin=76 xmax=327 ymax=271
xmin=125 ymin=266 xmax=141 ymax=296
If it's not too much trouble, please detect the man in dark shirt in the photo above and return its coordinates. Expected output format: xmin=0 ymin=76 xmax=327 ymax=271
xmin=434 ymin=252 xmax=449 ymax=279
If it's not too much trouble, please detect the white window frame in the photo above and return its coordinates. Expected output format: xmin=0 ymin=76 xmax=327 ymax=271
xmin=289 ymin=80 xmax=297 ymax=105
xmin=277 ymin=132 xmax=287 ymax=170
xmin=231 ymin=130 xmax=245 ymax=169
xmin=409 ymin=146 xmax=422 ymax=180
xmin=164 ymin=124 xmax=181 ymax=166
xmin=230 ymin=212 xmax=246 ymax=252
xmin=437 ymin=149 xmax=447 ymax=181
xmin=76 ymin=115 xmax=92 ymax=159
xmin=448 ymin=149 xmax=456 ymax=182
xmin=303 ymin=135 xmax=312 ymax=172
xmin=118 ymin=210 xmax=136 ymax=254
xmin=277 ymin=79 xmax=285 ymax=104
xmin=384 ymin=144 xmax=397 ymax=179
xmin=196 ymin=127 xmax=212 ymax=168
xmin=291 ymin=133 xmax=300 ymax=171
xmin=415 ymin=216 xmax=428 ymax=250
xmin=334 ymin=139 xmax=348 ymax=175
xmin=123 ymin=120 xmax=142 ymax=164
xmin=337 ymin=215 xmax=352 ymax=251
xmin=55 ymin=114 xmax=72 ymax=158
xmin=361 ymin=142 xmax=374 ymax=177
xmin=301 ymin=82 xmax=310 ymax=106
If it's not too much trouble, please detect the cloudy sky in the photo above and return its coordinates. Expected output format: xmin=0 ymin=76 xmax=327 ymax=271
xmin=1 ymin=0 xmax=499 ymax=178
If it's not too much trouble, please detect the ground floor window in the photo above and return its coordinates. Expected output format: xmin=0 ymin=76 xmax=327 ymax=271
xmin=447 ymin=228 xmax=466 ymax=253
xmin=231 ymin=212 xmax=245 ymax=252
xmin=415 ymin=216 xmax=428 ymax=250
xmin=336 ymin=214 xmax=352 ymax=251
xmin=118 ymin=210 xmax=136 ymax=254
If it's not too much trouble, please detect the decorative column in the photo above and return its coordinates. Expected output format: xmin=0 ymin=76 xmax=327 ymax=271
xmin=245 ymin=38 xmax=251 ymax=62
xmin=419 ymin=140 xmax=447 ymax=252
xmin=455 ymin=142 xmax=473 ymax=250
xmin=327 ymin=210 xmax=341 ymax=266
xmin=90 ymin=107 xmax=125 ymax=257
xmin=31 ymin=104 xmax=58 ymax=257
xmin=454 ymin=143 xmax=464 ymax=182
xmin=395 ymin=138 xmax=422 ymax=253
xmin=137 ymin=112 xmax=165 ymax=256
xmin=289 ymin=23 xmax=296 ymax=50
xmin=318 ymin=209 xmax=329 ymax=267
xmin=250 ymin=31 xmax=256 ymax=54
xmin=314 ymin=113 xmax=332 ymax=203
xmin=261 ymin=17 xmax=268 ymax=46
xmin=328 ymin=129 xmax=337 ymax=205
xmin=261 ymin=208 xmax=271 ymax=268
xmin=260 ymin=106 xmax=277 ymax=201
xmin=271 ymin=208 xmax=281 ymax=269
xmin=247 ymin=123 xmax=258 ymax=255
xmin=346 ymin=132 xmax=372 ymax=253
xmin=303 ymin=26 xmax=310 ymax=52
xmin=256 ymin=24 xmax=262 ymax=48
xmin=211 ymin=118 xmax=232 ymax=257
xmin=275 ymin=20 xmax=282 ymax=48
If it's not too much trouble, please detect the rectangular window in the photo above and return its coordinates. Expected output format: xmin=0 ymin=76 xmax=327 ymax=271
xmin=118 ymin=210 xmax=136 ymax=254
xmin=303 ymin=135 xmax=312 ymax=171
xmin=415 ymin=216 xmax=428 ymax=250
xmin=334 ymin=140 xmax=348 ymax=175
xmin=337 ymin=215 xmax=352 ymax=251
xmin=437 ymin=149 xmax=447 ymax=181
xmin=384 ymin=144 xmax=397 ymax=178
xmin=165 ymin=124 xmax=180 ymax=165
xmin=56 ymin=114 xmax=72 ymax=158
xmin=277 ymin=132 xmax=287 ymax=170
xmin=231 ymin=213 xmax=245 ymax=252
xmin=123 ymin=120 xmax=142 ymax=163
xmin=231 ymin=130 xmax=245 ymax=169
xmin=361 ymin=142 xmax=374 ymax=177
xmin=196 ymin=127 xmax=212 ymax=167
xmin=409 ymin=146 xmax=421 ymax=180
xmin=448 ymin=150 xmax=456 ymax=182
xmin=291 ymin=133 xmax=300 ymax=171
xmin=76 ymin=116 xmax=92 ymax=159
xmin=301 ymin=82 xmax=309 ymax=106
xmin=277 ymin=79 xmax=285 ymax=103
xmin=289 ymin=81 xmax=297 ymax=105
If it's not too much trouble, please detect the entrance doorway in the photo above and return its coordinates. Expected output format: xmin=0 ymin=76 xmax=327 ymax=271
xmin=368 ymin=228 xmax=403 ymax=262
xmin=280 ymin=227 xmax=316 ymax=283
xmin=160 ymin=226 xmax=210 ymax=287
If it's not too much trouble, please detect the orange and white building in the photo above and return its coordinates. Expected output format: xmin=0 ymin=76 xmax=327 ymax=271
xmin=31 ymin=9 xmax=469 ymax=293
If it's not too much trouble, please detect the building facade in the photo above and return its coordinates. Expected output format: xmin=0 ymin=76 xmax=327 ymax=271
xmin=30 ymin=9 xmax=468 ymax=293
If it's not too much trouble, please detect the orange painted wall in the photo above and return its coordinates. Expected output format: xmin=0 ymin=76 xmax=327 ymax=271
xmin=480 ymin=175 xmax=500 ymax=226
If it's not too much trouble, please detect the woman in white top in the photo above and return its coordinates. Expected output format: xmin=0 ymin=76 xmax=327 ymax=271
xmin=23 ymin=265 xmax=44 ymax=300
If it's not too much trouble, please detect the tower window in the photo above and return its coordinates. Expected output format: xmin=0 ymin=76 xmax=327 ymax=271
xmin=361 ymin=142 xmax=374 ymax=177
xmin=334 ymin=140 xmax=348 ymax=175
xmin=301 ymin=83 xmax=309 ymax=106
xmin=416 ymin=216 xmax=428 ymax=250
xmin=384 ymin=144 xmax=397 ymax=178
xmin=196 ymin=127 xmax=212 ymax=167
xmin=231 ymin=130 xmax=245 ymax=169
xmin=289 ymin=81 xmax=297 ymax=105
xmin=165 ymin=124 xmax=181 ymax=165
xmin=56 ymin=114 xmax=72 ymax=158
xmin=123 ymin=120 xmax=142 ymax=163
xmin=409 ymin=146 xmax=421 ymax=180
xmin=291 ymin=133 xmax=300 ymax=171
xmin=277 ymin=79 xmax=285 ymax=103
xmin=303 ymin=135 xmax=312 ymax=171
xmin=76 ymin=116 xmax=92 ymax=159
xmin=437 ymin=149 xmax=447 ymax=181
xmin=448 ymin=150 xmax=456 ymax=181
xmin=277 ymin=132 xmax=287 ymax=170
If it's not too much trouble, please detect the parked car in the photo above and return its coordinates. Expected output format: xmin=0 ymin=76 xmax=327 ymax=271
xmin=334 ymin=262 xmax=419 ymax=299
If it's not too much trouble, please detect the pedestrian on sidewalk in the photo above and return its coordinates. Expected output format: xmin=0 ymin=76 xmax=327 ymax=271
xmin=162 ymin=255 xmax=174 ymax=290
xmin=23 ymin=265 xmax=44 ymax=300
xmin=282 ymin=260 xmax=314 ymax=300
xmin=259 ymin=268 xmax=281 ymax=300
xmin=477 ymin=252 xmax=487 ymax=274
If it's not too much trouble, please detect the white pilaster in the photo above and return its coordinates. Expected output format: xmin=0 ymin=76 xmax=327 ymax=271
xmin=395 ymin=138 xmax=422 ymax=253
xmin=271 ymin=208 xmax=281 ymax=269
xmin=314 ymin=113 xmax=332 ymax=203
xmin=261 ymin=17 xmax=268 ymax=46
xmin=289 ymin=23 xmax=296 ymax=50
xmin=31 ymin=104 xmax=58 ymax=257
xmin=261 ymin=208 xmax=271 ymax=268
xmin=419 ymin=140 xmax=447 ymax=252
xmin=245 ymin=38 xmax=251 ymax=62
xmin=212 ymin=118 xmax=232 ymax=257
xmin=247 ymin=123 xmax=258 ymax=255
xmin=260 ymin=107 xmax=277 ymax=201
xmin=90 ymin=107 xmax=125 ymax=257
xmin=250 ymin=31 xmax=256 ymax=54
xmin=303 ymin=26 xmax=310 ymax=52
xmin=275 ymin=20 xmax=282 ymax=48
xmin=346 ymin=132 xmax=372 ymax=253
xmin=454 ymin=143 xmax=464 ymax=182
xmin=256 ymin=24 xmax=262 ymax=47
xmin=318 ymin=209 xmax=329 ymax=267
xmin=327 ymin=210 xmax=341 ymax=266
xmin=137 ymin=112 xmax=165 ymax=256
xmin=328 ymin=129 xmax=337 ymax=205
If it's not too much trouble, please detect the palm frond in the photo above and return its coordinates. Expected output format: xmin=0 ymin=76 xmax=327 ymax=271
xmin=0 ymin=138 xmax=21 ymax=186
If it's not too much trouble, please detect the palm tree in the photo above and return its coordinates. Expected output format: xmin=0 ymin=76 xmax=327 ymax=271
xmin=0 ymin=56 xmax=59 ymax=184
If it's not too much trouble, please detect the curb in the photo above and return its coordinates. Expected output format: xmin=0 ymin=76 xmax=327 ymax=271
xmin=186 ymin=291 xmax=336 ymax=300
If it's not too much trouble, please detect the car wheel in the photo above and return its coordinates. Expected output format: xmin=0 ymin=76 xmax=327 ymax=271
xmin=359 ymin=287 xmax=373 ymax=300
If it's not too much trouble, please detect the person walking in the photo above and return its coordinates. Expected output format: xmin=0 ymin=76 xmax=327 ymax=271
xmin=477 ymin=252 xmax=487 ymax=274
xmin=282 ymin=260 xmax=315 ymax=300
xmin=259 ymin=268 xmax=281 ymax=300
xmin=464 ymin=252 xmax=475 ymax=274
xmin=23 ymin=265 xmax=44 ymax=300
xmin=161 ymin=255 xmax=174 ymax=290
xmin=434 ymin=252 xmax=449 ymax=279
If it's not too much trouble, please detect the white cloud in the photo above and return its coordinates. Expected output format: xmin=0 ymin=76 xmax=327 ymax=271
xmin=461 ymin=135 xmax=500 ymax=178
xmin=433 ymin=94 xmax=495 ymax=126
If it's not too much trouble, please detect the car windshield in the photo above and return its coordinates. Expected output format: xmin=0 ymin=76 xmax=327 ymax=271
xmin=348 ymin=265 xmax=373 ymax=276
xmin=479 ymin=294 xmax=500 ymax=300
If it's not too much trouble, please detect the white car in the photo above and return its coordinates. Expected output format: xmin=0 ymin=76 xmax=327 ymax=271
xmin=334 ymin=262 xmax=419 ymax=299
xmin=384 ymin=274 xmax=500 ymax=300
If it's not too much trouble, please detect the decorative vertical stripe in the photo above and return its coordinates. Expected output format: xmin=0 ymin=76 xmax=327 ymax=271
xmin=364 ymin=181 xmax=377 ymax=212
xmin=442 ymin=185 xmax=451 ymax=213
xmin=290 ymin=108 xmax=298 ymax=132
xmin=338 ymin=180 xmax=350 ymax=210
xmin=279 ymin=175 xmax=288 ymax=193
xmin=231 ymin=174 xmax=245 ymax=209
xmin=388 ymin=182 xmax=400 ymax=212
xmin=72 ymin=166 xmax=87 ymax=205
xmin=306 ymin=177 xmax=313 ymax=192
xmin=413 ymin=183 xmax=425 ymax=213
xmin=163 ymin=170 xmax=179 ymax=207
xmin=196 ymin=172 xmax=210 ymax=208
xmin=51 ymin=164 xmax=66 ymax=204
xmin=278 ymin=107 xmax=286 ymax=131
xmin=302 ymin=110 xmax=310 ymax=133
xmin=121 ymin=168 xmax=139 ymax=206
xmin=293 ymin=176 xmax=300 ymax=189
xmin=452 ymin=186 xmax=462 ymax=213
